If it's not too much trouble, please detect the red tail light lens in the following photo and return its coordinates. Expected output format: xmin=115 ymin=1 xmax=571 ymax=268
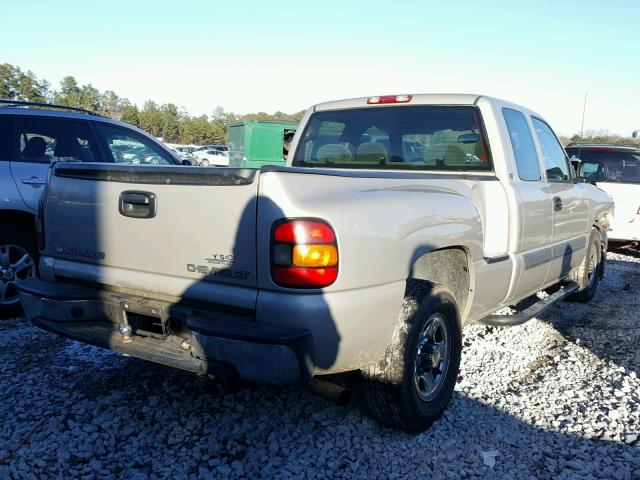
xmin=271 ymin=219 xmax=338 ymax=288
xmin=273 ymin=220 xmax=336 ymax=243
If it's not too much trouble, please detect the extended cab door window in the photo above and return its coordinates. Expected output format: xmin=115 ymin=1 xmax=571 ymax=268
xmin=502 ymin=108 xmax=541 ymax=181
xmin=96 ymin=124 xmax=175 ymax=165
xmin=531 ymin=118 xmax=571 ymax=182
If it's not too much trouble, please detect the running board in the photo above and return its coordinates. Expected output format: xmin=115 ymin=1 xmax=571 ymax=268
xmin=478 ymin=283 xmax=579 ymax=327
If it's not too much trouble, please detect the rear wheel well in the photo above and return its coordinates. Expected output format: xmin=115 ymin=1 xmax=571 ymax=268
xmin=0 ymin=210 xmax=36 ymax=238
xmin=409 ymin=247 xmax=471 ymax=321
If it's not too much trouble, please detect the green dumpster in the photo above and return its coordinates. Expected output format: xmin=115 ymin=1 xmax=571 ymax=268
xmin=228 ymin=121 xmax=298 ymax=169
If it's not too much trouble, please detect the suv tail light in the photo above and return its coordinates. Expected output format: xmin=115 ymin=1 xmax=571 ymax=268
xmin=271 ymin=219 xmax=338 ymax=288
xmin=36 ymin=196 xmax=45 ymax=251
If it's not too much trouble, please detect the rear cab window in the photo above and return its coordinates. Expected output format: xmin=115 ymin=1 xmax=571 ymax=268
xmin=292 ymin=106 xmax=492 ymax=172
xmin=566 ymin=148 xmax=640 ymax=184
xmin=16 ymin=116 xmax=100 ymax=164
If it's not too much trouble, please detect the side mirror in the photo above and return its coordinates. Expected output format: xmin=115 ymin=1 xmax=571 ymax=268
xmin=578 ymin=160 xmax=608 ymax=184
xmin=458 ymin=133 xmax=480 ymax=144
xmin=633 ymin=130 xmax=639 ymax=139
xmin=569 ymin=155 xmax=581 ymax=173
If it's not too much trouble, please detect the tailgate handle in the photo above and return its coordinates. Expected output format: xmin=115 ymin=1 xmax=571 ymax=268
xmin=119 ymin=191 xmax=156 ymax=219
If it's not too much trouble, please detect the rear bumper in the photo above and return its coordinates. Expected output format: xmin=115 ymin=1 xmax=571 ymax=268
xmin=18 ymin=278 xmax=312 ymax=385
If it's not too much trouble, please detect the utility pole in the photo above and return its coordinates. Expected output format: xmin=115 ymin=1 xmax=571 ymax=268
xmin=580 ymin=91 xmax=588 ymax=138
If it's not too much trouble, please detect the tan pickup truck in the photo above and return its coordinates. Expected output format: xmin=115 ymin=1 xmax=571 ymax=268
xmin=19 ymin=94 xmax=613 ymax=431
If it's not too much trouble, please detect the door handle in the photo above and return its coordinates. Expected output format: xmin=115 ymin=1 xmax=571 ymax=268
xmin=119 ymin=191 xmax=156 ymax=219
xmin=21 ymin=176 xmax=45 ymax=187
xmin=553 ymin=196 xmax=562 ymax=212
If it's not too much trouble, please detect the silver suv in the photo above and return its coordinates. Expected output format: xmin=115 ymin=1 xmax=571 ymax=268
xmin=0 ymin=100 xmax=185 ymax=317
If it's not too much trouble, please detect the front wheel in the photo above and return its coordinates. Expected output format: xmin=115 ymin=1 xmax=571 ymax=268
xmin=570 ymin=228 xmax=602 ymax=303
xmin=0 ymin=230 xmax=38 ymax=319
xmin=362 ymin=280 xmax=462 ymax=432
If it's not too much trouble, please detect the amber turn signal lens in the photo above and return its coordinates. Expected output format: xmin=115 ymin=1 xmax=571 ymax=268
xmin=292 ymin=244 xmax=338 ymax=267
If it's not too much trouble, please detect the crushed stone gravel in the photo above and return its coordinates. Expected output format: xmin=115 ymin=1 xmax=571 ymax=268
xmin=0 ymin=252 xmax=638 ymax=479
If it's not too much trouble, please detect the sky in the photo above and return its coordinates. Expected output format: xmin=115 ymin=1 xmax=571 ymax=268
xmin=1 ymin=0 xmax=639 ymax=136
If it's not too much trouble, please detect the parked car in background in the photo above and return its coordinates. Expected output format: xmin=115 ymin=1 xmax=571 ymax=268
xmin=193 ymin=147 xmax=229 ymax=166
xmin=19 ymin=94 xmax=612 ymax=432
xmin=228 ymin=121 xmax=297 ymax=169
xmin=0 ymin=99 xmax=189 ymax=317
xmin=171 ymin=147 xmax=198 ymax=165
xmin=566 ymin=144 xmax=640 ymax=244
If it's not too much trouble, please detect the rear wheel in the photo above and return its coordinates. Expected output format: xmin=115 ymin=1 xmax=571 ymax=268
xmin=0 ymin=230 xmax=38 ymax=319
xmin=200 ymin=159 xmax=209 ymax=167
xmin=362 ymin=280 xmax=462 ymax=432
xmin=570 ymin=228 xmax=602 ymax=303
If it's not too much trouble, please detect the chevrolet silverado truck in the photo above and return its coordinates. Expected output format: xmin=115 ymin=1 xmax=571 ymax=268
xmin=18 ymin=94 xmax=613 ymax=432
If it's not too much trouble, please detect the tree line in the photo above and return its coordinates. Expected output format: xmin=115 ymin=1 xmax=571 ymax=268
xmin=2 ymin=63 xmax=638 ymax=147
xmin=0 ymin=63 xmax=305 ymax=145
xmin=559 ymin=130 xmax=639 ymax=147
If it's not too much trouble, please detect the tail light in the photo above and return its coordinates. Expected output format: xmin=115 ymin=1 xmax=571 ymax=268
xmin=271 ymin=219 xmax=338 ymax=288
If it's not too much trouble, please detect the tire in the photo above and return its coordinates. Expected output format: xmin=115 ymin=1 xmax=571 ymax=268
xmin=200 ymin=159 xmax=209 ymax=167
xmin=362 ymin=280 xmax=462 ymax=432
xmin=570 ymin=228 xmax=602 ymax=303
xmin=0 ymin=229 xmax=38 ymax=319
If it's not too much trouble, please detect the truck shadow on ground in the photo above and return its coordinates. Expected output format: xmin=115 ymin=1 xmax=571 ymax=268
xmin=1 ymin=320 xmax=638 ymax=479
xmin=542 ymin=255 xmax=640 ymax=377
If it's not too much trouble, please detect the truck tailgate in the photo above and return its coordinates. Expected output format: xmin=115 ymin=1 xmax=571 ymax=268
xmin=44 ymin=164 xmax=259 ymax=309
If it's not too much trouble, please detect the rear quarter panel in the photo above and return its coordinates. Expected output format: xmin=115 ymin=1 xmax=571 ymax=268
xmin=256 ymin=170 xmax=484 ymax=293
xmin=254 ymin=169 xmax=485 ymax=372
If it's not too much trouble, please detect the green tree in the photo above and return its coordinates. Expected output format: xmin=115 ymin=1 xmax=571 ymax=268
xmin=0 ymin=64 xmax=49 ymax=102
xmin=120 ymin=102 xmax=140 ymax=127
xmin=0 ymin=63 xmax=16 ymax=98
xmin=100 ymin=90 xmax=121 ymax=118
xmin=78 ymin=84 xmax=101 ymax=111
xmin=138 ymin=101 xmax=163 ymax=137
xmin=53 ymin=76 xmax=81 ymax=106
xmin=160 ymin=103 xmax=181 ymax=143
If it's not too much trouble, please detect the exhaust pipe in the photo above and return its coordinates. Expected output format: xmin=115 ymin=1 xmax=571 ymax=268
xmin=307 ymin=378 xmax=351 ymax=406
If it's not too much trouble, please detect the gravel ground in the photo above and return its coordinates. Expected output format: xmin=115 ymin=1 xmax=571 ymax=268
xmin=0 ymin=252 xmax=639 ymax=479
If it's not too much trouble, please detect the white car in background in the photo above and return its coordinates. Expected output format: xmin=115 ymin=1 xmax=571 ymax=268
xmin=566 ymin=144 xmax=640 ymax=244
xmin=193 ymin=147 xmax=229 ymax=166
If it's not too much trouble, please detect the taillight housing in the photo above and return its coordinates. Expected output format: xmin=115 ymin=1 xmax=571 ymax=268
xmin=271 ymin=219 xmax=338 ymax=288
xmin=36 ymin=196 xmax=45 ymax=251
